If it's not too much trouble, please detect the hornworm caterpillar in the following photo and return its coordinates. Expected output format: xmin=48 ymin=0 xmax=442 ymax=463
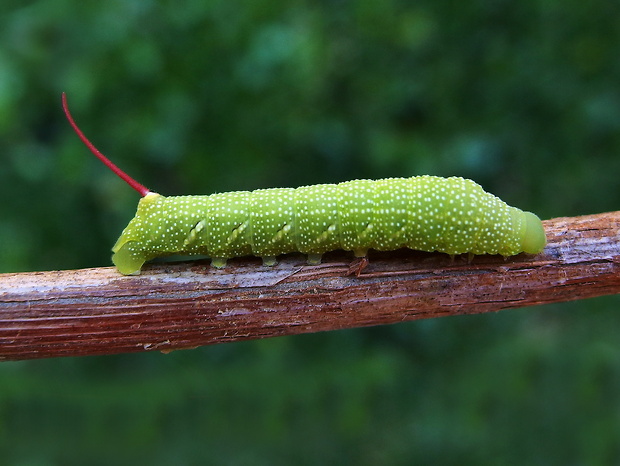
xmin=62 ymin=93 xmax=546 ymax=275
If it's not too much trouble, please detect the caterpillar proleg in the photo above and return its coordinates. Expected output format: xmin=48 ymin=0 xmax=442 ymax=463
xmin=62 ymin=93 xmax=546 ymax=275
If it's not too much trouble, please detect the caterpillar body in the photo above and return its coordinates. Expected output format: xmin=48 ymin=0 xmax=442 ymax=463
xmin=62 ymin=94 xmax=546 ymax=275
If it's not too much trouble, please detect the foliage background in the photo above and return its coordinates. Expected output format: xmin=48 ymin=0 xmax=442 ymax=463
xmin=1 ymin=0 xmax=620 ymax=463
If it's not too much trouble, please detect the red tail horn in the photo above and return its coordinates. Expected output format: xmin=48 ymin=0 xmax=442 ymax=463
xmin=62 ymin=93 xmax=151 ymax=197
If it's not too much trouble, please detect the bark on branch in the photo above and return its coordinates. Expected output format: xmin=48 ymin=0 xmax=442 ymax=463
xmin=1 ymin=211 xmax=619 ymax=361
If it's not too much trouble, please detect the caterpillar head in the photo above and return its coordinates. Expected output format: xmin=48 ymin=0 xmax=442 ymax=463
xmin=520 ymin=211 xmax=546 ymax=254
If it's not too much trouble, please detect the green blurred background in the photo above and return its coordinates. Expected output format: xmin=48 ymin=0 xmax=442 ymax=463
xmin=2 ymin=0 xmax=620 ymax=463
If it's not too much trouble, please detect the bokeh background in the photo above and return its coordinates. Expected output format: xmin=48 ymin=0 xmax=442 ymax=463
xmin=2 ymin=0 xmax=620 ymax=463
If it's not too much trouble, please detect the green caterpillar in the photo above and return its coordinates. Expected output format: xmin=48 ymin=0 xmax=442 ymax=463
xmin=62 ymin=94 xmax=546 ymax=275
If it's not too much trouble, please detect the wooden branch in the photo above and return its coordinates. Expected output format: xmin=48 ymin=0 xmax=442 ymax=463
xmin=1 ymin=211 xmax=619 ymax=361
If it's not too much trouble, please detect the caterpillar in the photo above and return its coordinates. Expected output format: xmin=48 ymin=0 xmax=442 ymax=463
xmin=62 ymin=93 xmax=546 ymax=275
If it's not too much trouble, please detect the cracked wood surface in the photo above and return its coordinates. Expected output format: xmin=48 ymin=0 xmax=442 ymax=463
xmin=0 ymin=211 xmax=619 ymax=360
